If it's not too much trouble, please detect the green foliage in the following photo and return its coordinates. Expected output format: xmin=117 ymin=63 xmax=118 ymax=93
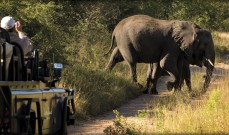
xmin=0 ymin=1 xmax=68 ymax=62
xmin=207 ymin=88 xmax=221 ymax=111
xmin=103 ymin=110 xmax=139 ymax=135
xmin=138 ymin=110 xmax=150 ymax=119
xmin=1 ymin=0 xmax=229 ymax=118
xmin=103 ymin=110 xmax=126 ymax=135
xmin=62 ymin=64 xmax=141 ymax=117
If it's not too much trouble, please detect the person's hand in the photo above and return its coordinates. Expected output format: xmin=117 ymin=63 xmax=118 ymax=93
xmin=15 ymin=21 xmax=22 ymax=32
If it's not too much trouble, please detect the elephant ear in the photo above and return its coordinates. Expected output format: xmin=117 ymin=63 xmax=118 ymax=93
xmin=172 ymin=21 xmax=197 ymax=58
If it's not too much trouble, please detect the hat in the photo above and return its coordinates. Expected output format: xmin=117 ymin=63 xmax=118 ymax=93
xmin=1 ymin=16 xmax=15 ymax=30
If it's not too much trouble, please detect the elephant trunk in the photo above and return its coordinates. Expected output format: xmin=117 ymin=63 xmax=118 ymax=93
xmin=203 ymin=37 xmax=215 ymax=91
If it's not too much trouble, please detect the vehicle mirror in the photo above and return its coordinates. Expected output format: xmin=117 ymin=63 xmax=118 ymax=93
xmin=53 ymin=63 xmax=63 ymax=79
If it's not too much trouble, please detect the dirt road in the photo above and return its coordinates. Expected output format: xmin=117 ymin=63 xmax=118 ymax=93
xmin=67 ymin=63 xmax=229 ymax=135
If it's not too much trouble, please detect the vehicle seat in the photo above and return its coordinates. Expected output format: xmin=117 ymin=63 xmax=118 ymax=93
xmin=8 ymin=42 xmax=29 ymax=81
xmin=0 ymin=28 xmax=12 ymax=81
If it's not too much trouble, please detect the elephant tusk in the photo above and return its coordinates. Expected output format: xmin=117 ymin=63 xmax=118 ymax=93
xmin=205 ymin=58 xmax=214 ymax=67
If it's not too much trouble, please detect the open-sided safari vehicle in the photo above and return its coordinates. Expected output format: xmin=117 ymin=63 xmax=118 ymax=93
xmin=0 ymin=28 xmax=75 ymax=135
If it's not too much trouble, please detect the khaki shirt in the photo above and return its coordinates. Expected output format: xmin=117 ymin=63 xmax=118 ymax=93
xmin=9 ymin=32 xmax=33 ymax=55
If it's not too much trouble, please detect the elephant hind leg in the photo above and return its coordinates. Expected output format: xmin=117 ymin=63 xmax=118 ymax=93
xmin=128 ymin=62 xmax=143 ymax=88
xmin=105 ymin=47 xmax=124 ymax=71
xmin=160 ymin=56 xmax=180 ymax=91
xmin=128 ymin=63 xmax=137 ymax=82
xmin=165 ymin=71 xmax=180 ymax=91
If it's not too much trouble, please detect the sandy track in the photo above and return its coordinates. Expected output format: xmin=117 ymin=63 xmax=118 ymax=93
xmin=67 ymin=63 xmax=229 ymax=135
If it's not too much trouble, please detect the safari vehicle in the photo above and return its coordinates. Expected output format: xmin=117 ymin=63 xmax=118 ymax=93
xmin=0 ymin=28 xmax=75 ymax=135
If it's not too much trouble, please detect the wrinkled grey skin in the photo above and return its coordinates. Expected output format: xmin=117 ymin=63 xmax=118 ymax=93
xmin=144 ymin=58 xmax=191 ymax=95
xmin=105 ymin=15 xmax=215 ymax=92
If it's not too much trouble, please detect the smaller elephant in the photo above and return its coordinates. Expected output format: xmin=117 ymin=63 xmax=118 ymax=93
xmin=144 ymin=55 xmax=191 ymax=94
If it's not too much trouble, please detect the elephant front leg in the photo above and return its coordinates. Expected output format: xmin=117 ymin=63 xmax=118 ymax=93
xmin=148 ymin=77 xmax=160 ymax=95
xmin=143 ymin=64 xmax=153 ymax=94
xmin=184 ymin=62 xmax=192 ymax=91
xmin=144 ymin=78 xmax=159 ymax=95
xmin=175 ymin=56 xmax=185 ymax=91
xmin=144 ymin=63 xmax=159 ymax=95
xmin=177 ymin=59 xmax=192 ymax=91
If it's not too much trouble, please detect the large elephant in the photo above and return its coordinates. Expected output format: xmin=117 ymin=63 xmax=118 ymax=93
xmin=144 ymin=58 xmax=191 ymax=95
xmin=105 ymin=15 xmax=215 ymax=92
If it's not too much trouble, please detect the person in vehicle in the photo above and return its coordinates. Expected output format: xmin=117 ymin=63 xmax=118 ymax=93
xmin=1 ymin=16 xmax=33 ymax=56
xmin=1 ymin=16 xmax=33 ymax=80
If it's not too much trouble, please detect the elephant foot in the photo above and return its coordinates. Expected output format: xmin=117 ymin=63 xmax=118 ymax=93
xmin=174 ymin=85 xmax=181 ymax=91
xmin=188 ymin=88 xmax=192 ymax=92
xmin=149 ymin=90 xmax=158 ymax=95
xmin=142 ymin=88 xmax=158 ymax=95
xmin=166 ymin=82 xmax=174 ymax=91
xmin=143 ymin=85 xmax=158 ymax=95
xmin=142 ymin=88 xmax=149 ymax=94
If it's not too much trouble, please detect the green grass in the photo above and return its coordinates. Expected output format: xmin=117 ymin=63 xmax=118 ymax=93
xmin=213 ymin=32 xmax=229 ymax=63
xmin=62 ymin=64 xmax=142 ymax=119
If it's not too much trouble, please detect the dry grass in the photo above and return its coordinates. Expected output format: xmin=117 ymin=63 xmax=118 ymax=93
xmin=154 ymin=90 xmax=228 ymax=134
xmin=213 ymin=32 xmax=229 ymax=63
xmin=119 ymin=73 xmax=229 ymax=134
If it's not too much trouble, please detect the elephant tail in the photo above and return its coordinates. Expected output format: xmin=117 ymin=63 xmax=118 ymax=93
xmin=104 ymin=34 xmax=115 ymax=56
